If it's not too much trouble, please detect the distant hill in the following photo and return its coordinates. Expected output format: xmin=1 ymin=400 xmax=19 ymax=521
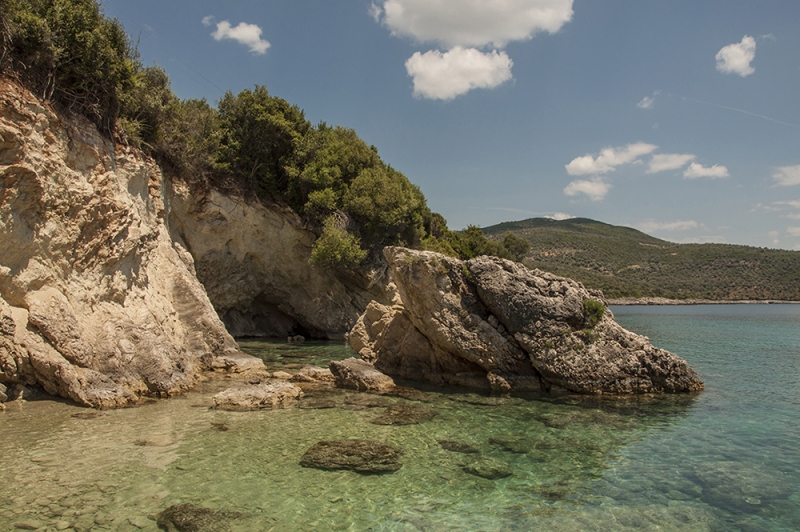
xmin=482 ymin=218 xmax=800 ymax=300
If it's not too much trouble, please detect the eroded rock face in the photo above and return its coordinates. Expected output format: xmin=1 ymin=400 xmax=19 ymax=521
xmin=168 ymin=187 xmax=394 ymax=339
xmin=350 ymin=247 xmax=704 ymax=395
xmin=0 ymin=80 xmax=262 ymax=408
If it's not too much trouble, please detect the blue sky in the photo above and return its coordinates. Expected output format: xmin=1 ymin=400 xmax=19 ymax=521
xmin=100 ymin=0 xmax=800 ymax=250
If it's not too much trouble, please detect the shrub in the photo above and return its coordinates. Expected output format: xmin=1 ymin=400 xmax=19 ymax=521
xmin=583 ymin=299 xmax=605 ymax=329
xmin=309 ymin=216 xmax=367 ymax=270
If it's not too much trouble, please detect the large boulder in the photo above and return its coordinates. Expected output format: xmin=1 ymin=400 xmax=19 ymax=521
xmin=349 ymin=247 xmax=704 ymax=395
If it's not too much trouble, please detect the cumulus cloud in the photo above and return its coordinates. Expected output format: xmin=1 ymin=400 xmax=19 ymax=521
xmin=683 ymin=162 xmax=729 ymax=179
xmin=636 ymin=220 xmax=699 ymax=233
xmin=565 ymin=142 xmax=657 ymax=176
xmin=716 ymin=35 xmax=756 ymax=77
xmin=563 ymin=178 xmax=610 ymax=201
xmin=209 ymin=20 xmax=270 ymax=54
xmin=773 ymin=165 xmax=800 ymax=186
xmin=546 ymin=212 xmax=576 ymax=220
xmin=405 ymin=47 xmax=513 ymax=100
xmin=372 ymin=0 xmax=574 ymax=48
xmin=647 ymin=153 xmax=696 ymax=174
xmin=788 ymin=227 xmax=800 ymax=237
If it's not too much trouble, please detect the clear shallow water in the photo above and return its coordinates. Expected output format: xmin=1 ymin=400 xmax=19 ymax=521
xmin=0 ymin=305 xmax=798 ymax=531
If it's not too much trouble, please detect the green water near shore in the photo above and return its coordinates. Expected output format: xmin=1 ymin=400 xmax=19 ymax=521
xmin=1 ymin=305 xmax=799 ymax=531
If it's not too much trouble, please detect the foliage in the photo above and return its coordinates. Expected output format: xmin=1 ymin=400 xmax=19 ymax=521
xmin=483 ymin=217 xmax=800 ymax=300
xmin=309 ymin=216 xmax=368 ymax=270
xmin=582 ymin=299 xmax=605 ymax=329
xmin=502 ymin=231 xmax=531 ymax=261
xmin=216 ymin=85 xmax=310 ymax=198
xmin=1 ymin=0 xmax=138 ymax=132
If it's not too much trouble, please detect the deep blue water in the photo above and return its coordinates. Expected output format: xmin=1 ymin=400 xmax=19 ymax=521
xmin=0 ymin=304 xmax=798 ymax=531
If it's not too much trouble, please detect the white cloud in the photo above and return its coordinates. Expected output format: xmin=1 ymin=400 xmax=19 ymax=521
xmin=636 ymin=220 xmax=699 ymax=233
xmin=784 ymin=213 xmax=800 ymax=220
xmin=372 ymin=0 xmax=574 ymax=48
xmin=546 ymin=212 xmax=575 ymax=220
xmin=683 ymin=162 xmax=729 ymax=179
xmin=647 ymin=153 xmax=696 ymax=174
xmin=405 ymin=47 xmax=513 ymax=100
xmin=775 ymin=199 xmax=800 ymax=209
xmin=202 ymin=15 xmax=215 ymax=27
xmin=715 ymin=35 xmax=756 ymax=77
xmin=563 ymin=178 xmax=610 ymax=201
xmin=637 ymin=96 xmax=654 ymax=109
xmin=565 ymin=142 xmax=657 ymax=176
xmin=788 ymin=227 xmax=800 ymax=237
xmin=210 ymin=20 xmax=271 ymax=55
xmin=773 ymin=165 xmax=800 ymax=186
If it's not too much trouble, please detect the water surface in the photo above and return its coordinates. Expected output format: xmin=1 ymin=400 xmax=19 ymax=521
xmin=1 ymin=305 xmax=798 ymax=531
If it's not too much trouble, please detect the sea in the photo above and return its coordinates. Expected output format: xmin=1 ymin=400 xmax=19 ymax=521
xmin=0 ymin=304 xmax=798 ymax=531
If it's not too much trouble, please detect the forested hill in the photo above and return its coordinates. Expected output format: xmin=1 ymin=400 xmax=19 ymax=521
xmin=482 ymin=218 xmax=800 ymax=301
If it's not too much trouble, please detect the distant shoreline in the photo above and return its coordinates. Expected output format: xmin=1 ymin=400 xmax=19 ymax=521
xmin=607 ymin=297 xmax=800 ymax=305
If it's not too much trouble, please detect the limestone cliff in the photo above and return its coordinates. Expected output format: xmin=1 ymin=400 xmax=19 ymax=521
xmin=350 ymin=247 xmax=704 ymax=395
xmin=168 ymin=187 xmax=393 ymax=339
xmin=0 ymin=80 xmax=262 ymax=408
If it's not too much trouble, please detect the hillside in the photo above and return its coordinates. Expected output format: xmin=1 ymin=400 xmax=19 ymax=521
xmin=483 ymin=218 xmax=800 ymax=301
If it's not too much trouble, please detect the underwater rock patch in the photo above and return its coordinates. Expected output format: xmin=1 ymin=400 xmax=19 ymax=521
xmin=300 ymin=440 xmax=403 ymax=473
xmin=371 ymin=405 xmax=437 ymax=425
xmin=156 ymin=503 xmax=242 ymax=532
xmin=489 ymin=434 xmax=537 ymax=454
xmin=438 ymin=439 xmax=480 ymax=454
xmin=462 ymin=456 xmax=513 ymax=480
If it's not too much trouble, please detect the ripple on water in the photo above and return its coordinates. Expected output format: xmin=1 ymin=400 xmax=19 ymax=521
xmin=2 ymin=311 xmax=800 ymax=532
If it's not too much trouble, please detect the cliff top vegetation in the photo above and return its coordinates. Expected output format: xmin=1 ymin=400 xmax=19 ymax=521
xmin=0 ymin=0 xmax=524 ymax=269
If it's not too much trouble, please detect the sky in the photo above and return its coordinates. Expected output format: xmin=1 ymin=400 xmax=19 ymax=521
xmin=100 ymin=0 xmax=800 ymax=250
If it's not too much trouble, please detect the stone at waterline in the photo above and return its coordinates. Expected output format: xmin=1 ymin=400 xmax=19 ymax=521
xmin=212 ymin=382 xmax=303 ymax=410
xmin=300 ymin=440 xmax=403 ymax=473
xmin=156 ymin=503 xmax=242 ymax=532
xmin=329 ymin=357 xmax=396 ymax=392
xmin=438 ymin=439 xmax=480 ymax=454
xmin=371 ymin=405 xmax=437 ymax=425
xmin=290 ymin=365 xmax=335 ymax=383
xmin=462 ymin=456 xmax=513 ymax=480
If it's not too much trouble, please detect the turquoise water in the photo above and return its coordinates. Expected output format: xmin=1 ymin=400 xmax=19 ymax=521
xmin=0 ymin=305 xmax=798 ymax=531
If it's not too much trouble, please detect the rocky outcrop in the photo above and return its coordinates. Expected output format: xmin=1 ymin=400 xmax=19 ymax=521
xmin=0 ymin=79 xmax=262 ymax=408
xmin=168 ymin=186 xmax=394 ymax=339
xmin=350 ymin=247 xmax=704 ymax=395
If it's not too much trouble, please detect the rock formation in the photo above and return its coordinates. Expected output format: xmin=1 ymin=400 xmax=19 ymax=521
xmin=350 ymin=247 xmax=704 ymax=395
xmin=168 ymin=186 xmax=394 ymax=339
xmin=0 ymin=79 xmax=262 ymax=408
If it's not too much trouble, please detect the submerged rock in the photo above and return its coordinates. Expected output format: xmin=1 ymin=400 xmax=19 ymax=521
xmin=300 ymin=439 xmax=403 ymax=473
xmin=462 ymin=456 xmax=513 ymax=480
xmin=371 ymin=405 xmax=437 ymax=425
xmin=349 ymin=247 xmax=704 ymax=395
xmin=438 ymin=439 xmax=480 ymax=454
xmin=156 ymin=503 xmax=241 ymax=532
xmin=329 ymin=357 xmax=396 ymax=392
xmin=212 ymin=382 xmax=303 ymax=410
